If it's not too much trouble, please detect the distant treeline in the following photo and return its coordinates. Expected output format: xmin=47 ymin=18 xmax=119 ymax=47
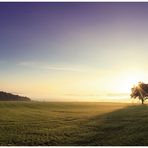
xmin=0 ymin=91 xmax=31 ymax=101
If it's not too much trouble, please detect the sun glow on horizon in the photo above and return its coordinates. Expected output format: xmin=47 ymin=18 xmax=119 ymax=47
xmin=110 ymin=69 xmax=147 ymax=93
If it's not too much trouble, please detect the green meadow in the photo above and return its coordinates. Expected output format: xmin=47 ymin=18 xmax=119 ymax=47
xmin=0 ymin=101 xmax=148 ymax=146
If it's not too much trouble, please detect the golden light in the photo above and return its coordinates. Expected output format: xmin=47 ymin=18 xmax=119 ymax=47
xmin=110 ymin=69 xmax=147 ymax=93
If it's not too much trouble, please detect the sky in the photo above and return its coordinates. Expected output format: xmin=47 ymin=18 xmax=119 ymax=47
xmin=1 ymin=2 xmax=148 ymax=102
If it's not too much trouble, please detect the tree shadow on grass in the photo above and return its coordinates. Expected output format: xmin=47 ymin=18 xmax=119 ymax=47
xmin=4 ymin=104 xmax=148 ymax=146
xmin=74 ymin=105 xmax=148 ymax=146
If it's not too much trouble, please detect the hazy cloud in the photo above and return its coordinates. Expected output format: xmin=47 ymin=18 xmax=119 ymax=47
xmin=18 ymin=61 xmax=87 ymax=72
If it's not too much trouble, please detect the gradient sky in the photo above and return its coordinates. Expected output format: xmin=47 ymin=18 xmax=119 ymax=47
xmin=1 ymin=2 xmax=148 ymax=102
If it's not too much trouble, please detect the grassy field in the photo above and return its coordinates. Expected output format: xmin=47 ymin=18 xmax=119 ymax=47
xmin=0 ymin=101 xmax=148 ymax=146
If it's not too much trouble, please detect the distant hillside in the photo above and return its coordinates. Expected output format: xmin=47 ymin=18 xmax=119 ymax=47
xmin=0 ymin=91 xmax=31 ymax=101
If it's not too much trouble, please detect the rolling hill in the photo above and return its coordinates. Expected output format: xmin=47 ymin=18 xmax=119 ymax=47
xmin=0 ymin=91 xmax=31 ymax=101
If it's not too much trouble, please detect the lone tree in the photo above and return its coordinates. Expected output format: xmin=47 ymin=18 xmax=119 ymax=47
xmin=131 ymin=82 xmax=148 ymax=104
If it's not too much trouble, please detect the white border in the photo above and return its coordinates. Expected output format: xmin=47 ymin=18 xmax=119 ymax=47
xmin=0 ymin=0 xmax=148 ymax=2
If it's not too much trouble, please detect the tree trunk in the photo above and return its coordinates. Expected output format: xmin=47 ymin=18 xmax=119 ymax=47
xmin=142 ymin=98 xmax=144 ymax=104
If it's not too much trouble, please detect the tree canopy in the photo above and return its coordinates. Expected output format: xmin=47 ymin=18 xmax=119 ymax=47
xmin=131 ymin=82 xmax=148 ymax=104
